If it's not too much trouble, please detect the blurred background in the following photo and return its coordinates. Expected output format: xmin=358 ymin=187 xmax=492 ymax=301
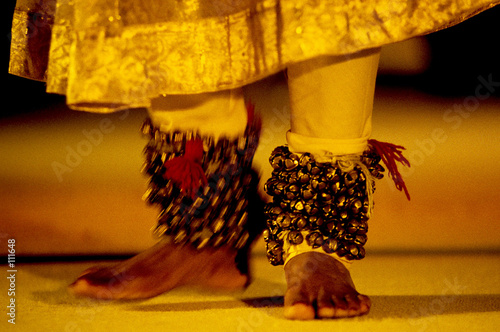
xmin=1 ymin=1 xmax=499 ymax=258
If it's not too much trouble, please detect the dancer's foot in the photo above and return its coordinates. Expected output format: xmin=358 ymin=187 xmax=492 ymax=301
xmin=68 ymin=241 xmax=248 ymax=300
xmin=283 ymin=252 xmax=371 ymax=320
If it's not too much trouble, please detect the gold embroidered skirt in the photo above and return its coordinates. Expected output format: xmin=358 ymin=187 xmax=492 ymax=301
xmin=9 ymin=0 xmax=500 ymax=113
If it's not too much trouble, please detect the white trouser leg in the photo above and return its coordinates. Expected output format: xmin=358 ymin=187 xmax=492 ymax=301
xmin=284 ymin=49 xmax=381 ymax=267
xmin=147 ymin=88 xmax=248 ymax=140
xmin=287 ymin=49 xmax=381 ymax=160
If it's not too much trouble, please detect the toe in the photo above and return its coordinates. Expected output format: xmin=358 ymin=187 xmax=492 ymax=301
xmin=317 ymin=287 xmax=336 ymax=318
xmin=357 ymin=294 xmax=371 ymax=315
xmin=68 ymin=278 xmax=85 ymax=295
xmin=345 ymin=294 xmax=362 ymax=316
xmin=317 ymin=293 xmax=370 ymax=318
xmin=331 ymin=295 xmax=350 ymax=317
xmin=317 ymin=305 xmax=335 ymax=318
xmin=69 ymin=278 xmax=124 ymax=300
xmin=68 ymin=279 xmax=97 ymax=298
xmin=284 ymin=286 xmax=315 ymax=320
xmin=337 ymin=294 xmax=371 ymax=317
xmin=284 ymin=303 xmax=315 ymax=320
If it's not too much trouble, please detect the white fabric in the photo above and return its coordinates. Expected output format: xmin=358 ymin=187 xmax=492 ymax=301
xmin=286 ymin=49 xmax=380 ymax=159
xmin=285 ymin=132 xmax=369 ymax=163
xmin=147 ymin=88 xmax=248 ymax=140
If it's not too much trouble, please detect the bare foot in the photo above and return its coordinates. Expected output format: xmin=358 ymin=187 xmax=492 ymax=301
xmin=68 ymin=241 xmax=248 ymax=300
xmin=284 ymin=252 xmax=371 ymax=320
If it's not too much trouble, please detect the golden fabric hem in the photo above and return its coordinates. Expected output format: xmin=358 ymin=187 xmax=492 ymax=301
xmin=9 ymin=0 xmax=500 ymax=113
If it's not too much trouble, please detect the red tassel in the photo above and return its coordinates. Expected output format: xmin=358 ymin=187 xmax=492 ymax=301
xmin=246 ymin=101 xmax=255 ymax=123
xmin=163 ymin=139 xmax=207 ymax=199
xmin=162 ymin=102 xmax=258 ymax=199
xmin=368 ymin=139 xmax=411 ymax=201
xmin=245 ymin=100 xmax=262 ymax=133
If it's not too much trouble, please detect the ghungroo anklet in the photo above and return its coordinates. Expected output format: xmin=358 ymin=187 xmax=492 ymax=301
xmin=141 ymin=105 xmax=263 ymax=253
xmin=263 ymin=141 xmax=409 ymax=266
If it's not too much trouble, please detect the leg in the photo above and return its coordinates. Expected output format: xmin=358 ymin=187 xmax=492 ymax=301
xmin=69 ymin=88 xmax=265 ymax=299
xmin=264 ymin=49 xmax=381 ymax=319
xmin=287 ymin=50 xmax=380 ymax=157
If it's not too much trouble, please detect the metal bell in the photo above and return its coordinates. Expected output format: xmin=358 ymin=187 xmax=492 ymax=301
xmin=288 ymin=231 xmax=304 ymax=245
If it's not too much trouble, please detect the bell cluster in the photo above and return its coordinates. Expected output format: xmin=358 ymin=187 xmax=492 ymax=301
xmin=140 ymin=118 xmax=261 ymax=251
xmin=264 ymin=146 xmax=385 ymax=265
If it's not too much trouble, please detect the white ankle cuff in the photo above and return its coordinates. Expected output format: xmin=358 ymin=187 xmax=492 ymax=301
xmin=286 ymin=130 xmax=368 ymax=162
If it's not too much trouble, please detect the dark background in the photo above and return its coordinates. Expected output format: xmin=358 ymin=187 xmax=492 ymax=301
xmin=2 ymin=1 xmax=500 ymax=118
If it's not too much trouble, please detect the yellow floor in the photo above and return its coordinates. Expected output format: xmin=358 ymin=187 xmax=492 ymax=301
xmin=2 ymin=252 xmax=499 ymax=331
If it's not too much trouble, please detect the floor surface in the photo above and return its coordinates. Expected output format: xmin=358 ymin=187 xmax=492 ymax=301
xmin=2 ymin=252 xmax=499 ymax=331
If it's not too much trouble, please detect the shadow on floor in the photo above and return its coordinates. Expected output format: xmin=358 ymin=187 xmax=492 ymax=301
xmin=126 ymin=294 xmax=500 ymax=320
xmin=368 ymin=294 xmax=500 ymax=319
